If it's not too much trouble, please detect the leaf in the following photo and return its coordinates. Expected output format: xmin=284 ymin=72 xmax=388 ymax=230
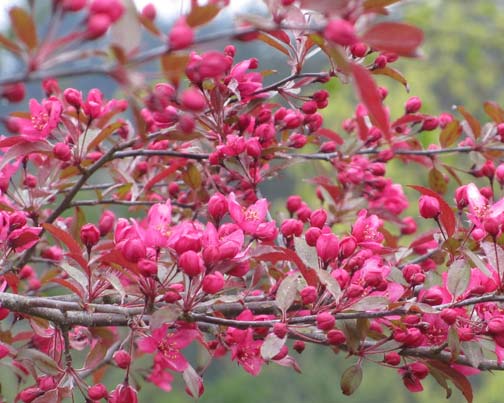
xmin=256 ymin=33 xmax=290 ymax=56
xmin=439 ymin=120 xmax=461 ymax=148
xmin=456 ymin=106 xmax=481 ymax=139
xmin=0 ymin=141 xmax=52 ymax=172
xmin=58 ymin=262 xmax=88 ymax=293
xmin=463 ymin=249 xmax=492 ymax=277
xmin=182 ymin=163 xmax=202 ymax=189
xmin=43 ymin=223 xmax=88 ymax=272
xmin=260 ymin=333 xmax=286 ymax=361
xmin=16 ymin=349 xmax=62 ymax=375
xmin=361 ymin=22 xmax=423 ymax=57
xmin=86 ymin=121 xmax=123 ymax=152
xmin=275 ymin=273 xmax=300 ymax=314
xmin=483 ymin=101 xmax=504 ymax=123
xmin=186 ymin=4 xmax=221 ymax=27
xmin=351 ymin=63 xmax=390 ymax=141
xmin=161 ymin=53 xmax=189 ymax=85
xmin=363 ymin=0 xmax=402 ymax=10
xmin=150 ymin=305 xmax=182 ymax=330
xmin=372 ymin=67 xmax=409 ymax=91
xmin=294 ymin=237 xmax=319 ymax=269
xmin=426 ymin=360 xmax=473 ymax=403
xmin=0 ymin=33 xmax=22 ymax=54
xmin=84 ymin=342 xmax=108 ymax=370
xmin=448 ymin=325 xmax=460 ymax=360
xmin=408 ymin=185 xmax=456 ymax=237
xmin=428 ymin=167 xmax=448 ymax=195
xmin=348 ymin=296 xmax=389 ymax=311
xmin=447 ymin=260 xmax=470 ymax=298
xmin=340 ymin=364 xmax=363 ymax=396
xmin=145 ymin=160 xmax=186 ymax=192
xmin=9 ymin=7 xmax=37 ymax=51
xmin=461 ymin=342 xmax=484 ymax=368
xmin=50 ymin=278 xmax=84 ymax=298
xmin=315 ymin=269 xmax=342 ymax=303
xmin=309 ymin=33 xmax=349 ymax=73
xmin=32 ymin=388 xmax=59 ymax=403
xmin=183 ymin=364 xmax=204 ymax=398
xmin=481 ymin=242 xmax=504 ymax=274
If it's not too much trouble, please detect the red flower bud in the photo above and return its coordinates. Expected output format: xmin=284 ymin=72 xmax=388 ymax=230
xmin=300 ymin=285 xmax=317 ymax=305
xmin=323 ymin=19 xmax=357 ymax=47
xmin=316 ymin=311 xmax=335 ymax=331
xmin=316 ymin=233 xmax=339 ymax=263
xmin=384 ymin=351 xmax=401 ymax=366
xmin=53 ymin=142 xmax=72 ymax=161
xmin=169 ymin=17 xmax=194 ymax=50
xmin=80 ymin=223 xmax=100 ymax=248
xmin=113 ymin=350 xmax=131 ymax=369
xmin=138 ymin=259 xmax=158 ymax=277
xmin=301 ymin=100 xmax=318 ymax=114
xmin=181 ymin=88 xmax=206 ymax=111
xmin=405 ymin=96 xmax=422 ymax=114
xmin=121 ymin=238 xmax=146 ymax=263
xmin=293 ymin=340 xmax=305 ymax=353
xmin=339 ymin=236 xmax=356 ymax=258
xmin=88 ymin=383 xmax=108 ymax=400
xmin=280 ymin=218 xmax=304 ymax=238
xmin=141 ymin=3 xmax=157 ymax=20
xmin=421 ymin=117 xmax=439 ymax=131
xmin=273 ymin=323 xmax=288 ymax=339
xmin=202 ymin=272 xmax=225 ymax=294
xmin=440 ymin=308 xmax=458 ymax=325
xmin=350 ymin=42 xmax=368 ymax=58
xmin=309 ymin=209 xmax=327 ymax=229
xmin=163 ymin=290 xmax=182 ymax=303
xmin=178 ymin=250 xmax=203 ymax=277
xmin=484 ymin=217 xmax=500 ymax=237
xmin=1 ymin=82 xmax=25 ymax=103
xmin=401 ymin=216 xmax=417 ymax=235
xmin=98 ymin=210 xmax=115 ymax=236
xmin=63 ymin=88 xmax=82 ymax=108
xmin=208 ymin=193 xmax=228 ymax=221
xmin=286 ymin=195 xmax=302 ymax=214
xmin=418 ymin=195 xmax=440 ymax=219
xmin=86 ymin=13 xmax=112 ymax=39
xmin=326 ymin=329 xmax=346 ymax=346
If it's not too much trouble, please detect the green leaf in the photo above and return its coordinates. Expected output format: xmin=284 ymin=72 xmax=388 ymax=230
xmin=463 ymin=249 xmax=492 ymax=277
xmin=150 ymin=304 xmax=182 ymax=330
xmin=315 ymin=269 xmax=342 ymax=303
xmin=260 ymin=333 xmax=286 ymax=361
xmin=16 ymin=348 xmax=62 ymax=375
xmin=58 ymin=262 xmax=88 ymax=293
xmin=294 ymin=237 xmax=319 ymax=269
xmin=340 ymin=364 xmax=363 ymax=396
xmin=446 ymin=260 xmax=470 ymax=298
xmin=275 ymin=274 xmax=300 ymax=314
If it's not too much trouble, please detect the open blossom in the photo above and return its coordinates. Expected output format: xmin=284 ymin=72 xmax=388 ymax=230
xmin=227 ymin=193 xmax=269 ymax=236
xmin=13 ymin=98 xmax=62 ymax=141
xmin=465 ymin=183 xmax=504 ymax=230
xmin=137 ymin=325 xmax=197 ymax=372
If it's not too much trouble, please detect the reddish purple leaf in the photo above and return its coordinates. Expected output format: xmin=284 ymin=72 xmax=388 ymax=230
xmin=351 ymin=63 xmax=390 ymax=140
xmin=361 ymin=22 xmax=423 ymax=57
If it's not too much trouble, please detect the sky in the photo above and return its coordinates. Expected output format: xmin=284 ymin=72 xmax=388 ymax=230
xmin=0 ymin=0 xmax=256 ymax=29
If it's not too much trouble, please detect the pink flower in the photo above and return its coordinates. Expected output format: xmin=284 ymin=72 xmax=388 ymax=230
xmin=466 ymin=183 xmax=504 ymax=229
xmin=143 ymin=201 xmax=172 ymax=248
xmin=13 ymin=98 xmax=62 ymax=141
xmin=228 ymin=193 xmax=269 ymax=236
xmin=229 ymin=328 xmax=264 ymax=376
xmin=137 ymin=325 xmax=197 ymax=373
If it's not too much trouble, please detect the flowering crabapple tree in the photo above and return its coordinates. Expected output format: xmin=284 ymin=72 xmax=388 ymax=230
xmin=2 ymin=0 xmax=504 ymax=401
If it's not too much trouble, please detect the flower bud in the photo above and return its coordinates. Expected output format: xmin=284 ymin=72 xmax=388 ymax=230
xmin=309 ymin=209 xmax=327 ymax=229
xmin=418 ymin=195 xmax=440 ymax=219
xmin=53 ymin=142 xmax=72 ymax=161
xmin=202 ymin=272 xmax=225 ymax=294
xmin=316 ymin=311 xmax=335 ymax=331
xmin=181 ymin=88 xmax=206 ymax=112
xmin=384 ymin=351 xmax=401 ymax=366
xmin=286 ymin=195 xmax=302 ymax=214
xmin=293 ymin=340 xmax=305 ymax=353
xmin=316 ymin=233 xmax=339 ymax=263
xmin=339 ymin=236 xmax=357 ymax=258
xmin=350 ymin=42 xmax=368 ymax=58
xmin=405 ymin=96 xmax=422 ymax=114
xmin=98 ymin=210 xmax=115 ymax=236
xmin=401 ymin=216 xmax=417 ymax=235
xmin=113 ymin=350 xmax=131 ymax=369
xmin=484 ymin=217 xmax=500 ymax=237
xmin=88 ymin=383 xmax=108 ymax=400
xmin=301 ymin=100 xmax=317 ymax=115
xmin=163 ymin=290 xmax=182 ymax=303
xmin=63 ymin=88 xmax=82 ymax=108
xmin=440 ymin=308 xmax=458 ymax=325
xmin=138 ymin=259 xmax=158 ymax=277
xmin=1 ymin=82 xmax=25 ymax=103
xmin=273 ymin=323 xmax=288 ymax=339
xmin=169 ymin=17 xmax=194 ymax=50
xmin=178 ymin=250 xmax=203 ymax=277
xmin=80 ymin=223 xmax=100 ymax=248
xmin=86 ymin=13 xmax=112 ymax=40
xmin=208 ymin=193 xmax=228 ymax=221
xmin=141 ymin=3 xmax=156 ymax=20
xmin=280 ymin=219 xmax=303 ymax=238
xmin=305 ymin=226 xmax=321 ymax=247
xmin=121 ymin=238 xmax=146 ymax=263
xmin=323 ymin=19 xmax=357 ymax=46
xmin=300 ymin=286 xmax=317 ymax=305
xmin=326 ymin=329 xmax=346 ymax=346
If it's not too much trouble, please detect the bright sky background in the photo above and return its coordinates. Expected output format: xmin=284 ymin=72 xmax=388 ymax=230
xmin=0 ymin=0 xmax=256 ymax=30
